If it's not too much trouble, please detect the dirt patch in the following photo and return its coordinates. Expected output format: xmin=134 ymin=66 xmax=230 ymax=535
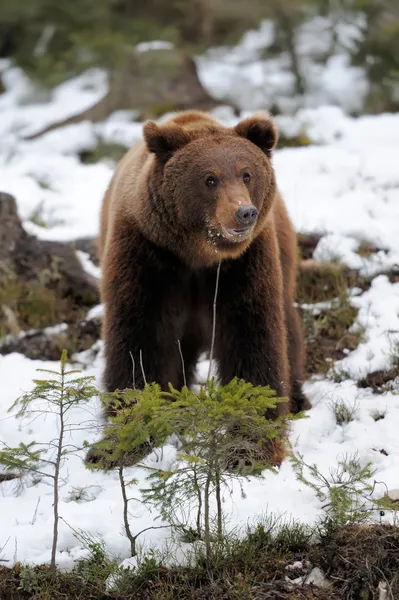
xmin=387 ymin=266 xmax=399 ymax=284
xmin=0 ymin=563 xmax=340 ymax=599
xmin=296 ymin=261 xmax=362 ymax=305
xmin=2 ymin=523 xmax=398 ymax=599
xmin=300 ymin=297 xmax=362 ymax=377
xmin=304 ymin=331 xmax=354 ymax=377
xmin=297 ymin=233 xmax=322 ymax=261
xmin=148 ymin=578 xmax=339 ymax=599
xmin=295 ymin=250 xmax=377 ymax=377
xmin=312 ymin=524 xmax=399 ymax=599
xmin=358 ymin=368 xmax=399 ymax=394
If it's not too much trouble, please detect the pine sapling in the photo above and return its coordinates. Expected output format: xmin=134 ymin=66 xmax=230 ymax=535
xmin=291 ymin=451 xmax=379 ymax=528
xmin=86 ymin=383 xmax=174 ymax=556
xmin=106 ymin=377 xmax=293 ymax=561
xmin=88 ymin=257 xmax=302 ymax=561
xmin=0 ymin=349 xmax=97 ymax=570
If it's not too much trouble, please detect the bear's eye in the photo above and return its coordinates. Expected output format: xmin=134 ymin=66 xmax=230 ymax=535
xmin=205 ymin=176 xmax=218 ymax=188
xmin=243 ymin=172 xmax=251 ymax=184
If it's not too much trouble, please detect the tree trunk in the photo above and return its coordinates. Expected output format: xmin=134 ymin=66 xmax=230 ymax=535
xmin=277 ymin=9 xmax=306 ymax=96
xmin=204 ymin=471 xmax=212 ymax=560
xmin=215 ymin=468 xmax=223 ymax=540
xmin=50 ymin=373 xmax=65 ymax=571
xmin=23 ymin=49 xmax=224 ymax=141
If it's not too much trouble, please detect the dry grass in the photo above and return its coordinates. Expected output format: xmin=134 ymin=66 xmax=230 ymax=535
xmin=0 ymin=521 xmax=333 ymax=600
xmin=299 ymin=292 xmax=363 ymax=377
xmin=357 ymin=342 xmax=399 ymax=394
xmin=2 ymin=523 xmax=398 ymax=599
xmin=311 ymin=524 xmax=399 ymax=600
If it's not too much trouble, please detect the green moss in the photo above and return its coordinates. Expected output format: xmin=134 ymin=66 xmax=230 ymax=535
xmin=356 ymin=240 xmax=379 ymax=259
xmin=28 ymin=200 xmax=65 ymax=229
xmin=296 ymin=263 xmax=348 ymax=305
xmin=0 ymin=273 xmax=24 ymax=337
xmin=316 ymin=295 xmax=359 ymax=342
xmin=296 ymin=258 xmax=365 ymax=376
xmin=79 ymin=142 xmax=128 ymax=165
xmin=0 ymin=268 xmax=84 ymax=337
xmin=277 ymin=132 xmax=313 ymax=149
xmin=142 ymin=101 xmax=180 ymax=119
xmin=301 ymin=292 xmax=364 ymax=376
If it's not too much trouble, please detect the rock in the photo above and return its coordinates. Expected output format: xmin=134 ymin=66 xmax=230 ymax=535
xmin=0 ymin=318 xmax=102 ymax=361
xmin=0 ymin=192 xmax=99 ymax=349
xmin=0 ymin=193 xmax=98 ymax=301
xmin=378 ymin=581 xmax=388 ymax=600
xmin=0 ymin=192 xmax=25 ymax=261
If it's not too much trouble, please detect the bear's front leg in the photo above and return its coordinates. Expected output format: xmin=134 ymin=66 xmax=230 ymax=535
xmin=215 ymin=232 xmax=290 ymax=416
xmin=102 ymin=304 xmax=183 ymax=396
xmin=100 ymin=231 xmax=187 ymax=403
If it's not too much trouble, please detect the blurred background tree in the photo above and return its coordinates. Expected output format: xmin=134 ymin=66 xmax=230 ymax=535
xmin=352 ymin=0 xmax=399 ymax=112
xmin=0 ymin=0 xmax=265 ymax=85
xmin=0 ymin=0 xmax=398 ymax=116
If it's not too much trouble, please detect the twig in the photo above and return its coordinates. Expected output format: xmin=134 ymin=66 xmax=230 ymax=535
xmin=215 ymin=467 xmax=223 ymax=539
xmin=30 ymin=497 xmax=41 ymax=526
xmin=118 ymin=466 xmax=136 ymax=556
xmin=193 ymin=465 xmax=202 ymax=536
xmin=0 ymin=536 xmax=10 ymax=562
xmin=177 ymin=339 xmax=187 ymax=387
xmin=132 ymin=524 xmax=173 ymax=540
xmin=50 ymin=367 xmax=66 ymax=571
xmin=208 ymin=260 xmax=221 ymax=381
xmin=117 ymin=463 xmax=174 ymax=558
xmin=139 ymin=349 xmax=147 ymax=385
xmin=129 ymin=351 xmax=136 ymax=390
xmin=204 ymin=469 xmax=212 ymax=560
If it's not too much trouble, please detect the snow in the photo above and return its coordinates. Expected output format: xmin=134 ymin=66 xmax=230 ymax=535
xmin=197 ymin=15 xmax=368 ymax=114
xmin=0 ymin=66 xmax=108 ymax=138
xmin=338 ymin=276 xmax=399 ymax=379
xmin=76 ymin=250 xmax=101 ymax=281
xmin=136 ymin=41 xmax=175 ymax=54
xmin=0 ymin=351 xmax=322 ymax=568
xmin=1 ymin=31 xmax=399 ymax=568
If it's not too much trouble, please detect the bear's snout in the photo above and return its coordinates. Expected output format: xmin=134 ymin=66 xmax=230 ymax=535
xmin=235 ymin=205 xmax=258 ymax=228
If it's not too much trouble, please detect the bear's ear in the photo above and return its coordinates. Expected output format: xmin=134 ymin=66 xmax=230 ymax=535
xmin=143 ymin=121 xmax=191 ymax=162
xmin=234 ymin=114 xmax=278 ymax=157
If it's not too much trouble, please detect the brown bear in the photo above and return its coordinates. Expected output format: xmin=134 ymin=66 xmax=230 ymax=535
xmin=98 ymin=110 xmax=310 ymax=417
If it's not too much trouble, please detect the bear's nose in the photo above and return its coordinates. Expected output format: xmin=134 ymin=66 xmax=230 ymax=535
xmin=235 ymin=205 xmax=258 ymax=227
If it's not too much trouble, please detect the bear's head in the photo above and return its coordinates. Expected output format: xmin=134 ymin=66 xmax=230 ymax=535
xmin=142 ymin=113 xmax=278 ymax=267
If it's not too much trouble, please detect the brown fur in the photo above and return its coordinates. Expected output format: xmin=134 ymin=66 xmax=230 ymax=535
xmin=98 ymin=110 xmax=310 ymax=416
